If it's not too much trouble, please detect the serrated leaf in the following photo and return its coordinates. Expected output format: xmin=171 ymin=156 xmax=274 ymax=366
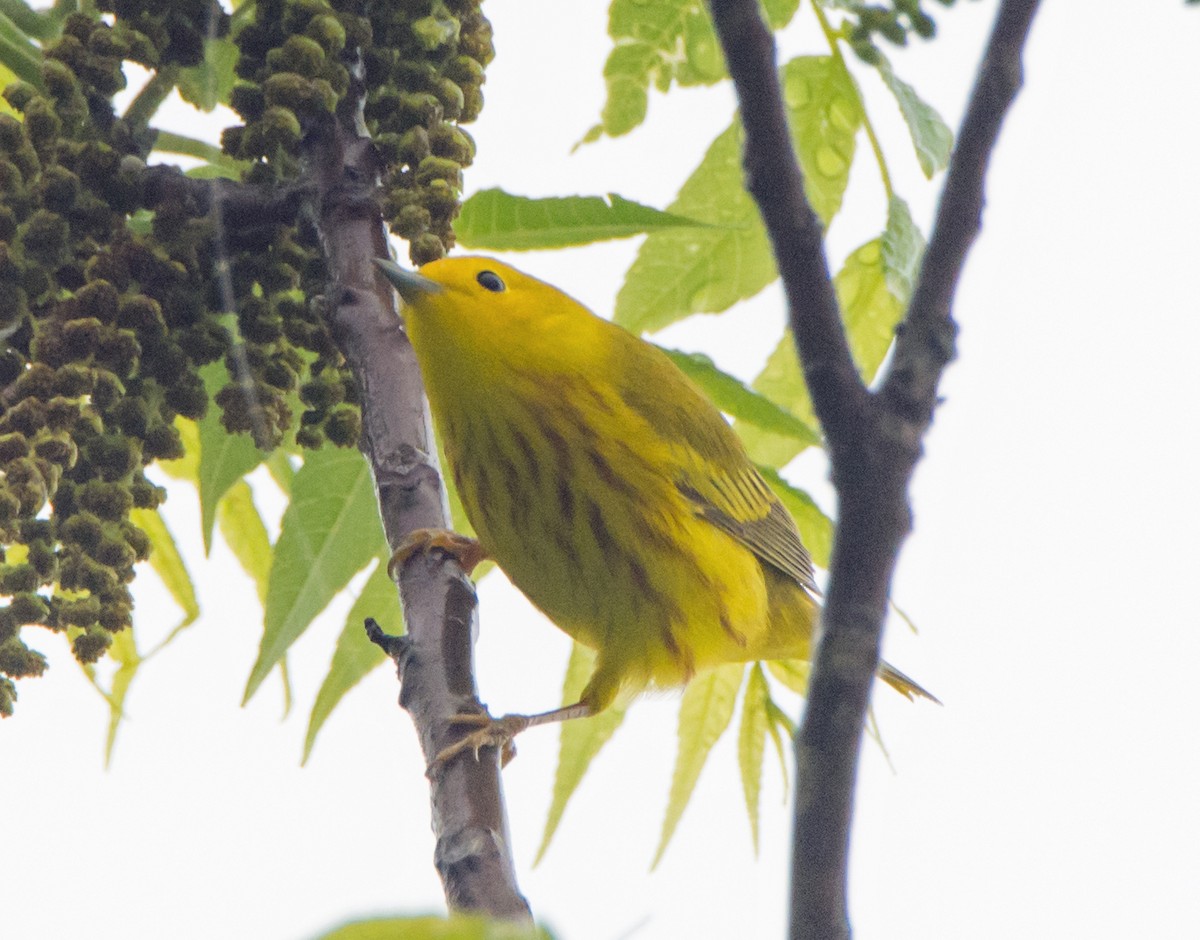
xmin=100 ymin=629 xmax=140 ymax=768
xmin=613 ymin=124 xmax=773 ymax=334
xmin=614 ymin=56 xmax=862 ymax=334
xmin=243 ymin=448 xmax=385 ymax=703
xmin=311 ymin=914 xmax=553 ymax=940
xmin=659 ymin=346 xmax=821 ymax=446
xmin=779 ymin=55 xmax=862 ymax=224
xmin=740 ymin=227 xmax=911 ymax=467
xmin=456 ymin=189 xmax=712 ymax=251
xmin=767 ymin=658 xmax=811 ymax=694
xmin=593 ymin=0 xmax=726 ymax=139
xmin=216 ymin=480 xmax=272 ymax=604
xmin=177 ymin=37 xmax=238 ymax=111
xmin=764 ymin=694 xmax=793 ymax=790
xmin=738 ymin=663 xmax=769 ymax=853
xmin=876 ymin=54 xmax=953 ymax=178
xmin=762 ymin=0 xmax=802 ymax=28
xmin=758 ymin=467 xmax=833 ymax=568
xmin=537 ymin=642 xmax=627 ymax=863
xmin=198 ymin=363 xmax=267 ymax=554
xmin=653 ymin=662 xmax=744 ymax=866
xmin=131 ymin=507 xmax=200 ymax=628
xmin=303 ymin=556 xmax=395 ymax=763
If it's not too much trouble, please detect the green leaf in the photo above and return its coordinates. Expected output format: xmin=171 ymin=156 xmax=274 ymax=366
xmin=198 ymin=362 xmax=267 ymax=554
xmin=614 ymin=125 xmax=773 ymax=334
xmin=738 ymin=333 xmax=816 ymax=467
xmin=653 ymin=662 xmax=744 ymax=866
xmin=838 ymin=237 xmax=907 ymax=381
xmin=264 ymin=448 xmax=296 ymax=496
xmin=882 ymin=195 xmax=925 ymax=305
xmin=176 ymin=37 xmax=238 ymax=111
xmin=158 ymin=417 xmax=200 ymax=483
xmin=455 ymin=189 xmax=712 ymax=251
xmin=764 ymin=693 xmax=793 ymax=787
xmin=0 ymin=14 xmax=43 ymax=88
xmin=659 ymin=346 xmax=821 ymax=446
xmin=614 ymin=56 xmax=862 ymax=334
xmin=0 ymin=63 xmax=18 ymax=117
xmin=876 ymin=54 xmax=953 ymax=178
xmin=0 ymin=0 xmax=61 ymax=41
xmin=100 ymin=629 xmax=140 ymax=768
xmin=590 ymin=0 xmax=726 ymax=140
xmin=762 ymin=0 xmax=802 ymax=28
xmin=216 ymin=480 xmax=272 ymax=604
xmin=311 ymin=914 xmax=553 ymax=940
xmin=758 ymin=467 xmax=833 ymax=569
xmin=740 ymin=221 xmax=915 ymax=468
xmin=131 ymin=507 xmax=200 ymax=628
xmin=767 ymin=658 xmax=810 ymax=694
xmin=303 ymin=556 xmax=395 ymax=763
xmin=780 ymin=54 xmax=862 ymax=224
xmin=738 ymin=663 xmax=769 ymax=853
xmin=243 ymin=447 xmax=385 ymax=703
xmin=153 ymin=130 xmax=248 ymax=176
xmin=537 ymin=642 xmax=627 ymax=863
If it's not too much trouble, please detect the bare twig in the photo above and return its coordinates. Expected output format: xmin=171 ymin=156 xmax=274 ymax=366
xmin=298 ymin=57 xmax=531 ymax=920
xmin=705 ymin=1 xmax=1041 ymax=937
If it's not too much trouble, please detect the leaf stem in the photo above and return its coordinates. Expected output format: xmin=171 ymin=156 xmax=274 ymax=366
xmin=811 ymin=1 xmax=894 ymax=200
xmin=122 ymin=66 xmax=179 ymax=129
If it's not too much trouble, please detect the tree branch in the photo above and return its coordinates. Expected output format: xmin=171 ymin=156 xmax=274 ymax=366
xmin=883 ymin=0 xmax=1041 ymax=423
xmin=706 ymin=1 xmax=1041 ymax=937
xmin=298 ymin=62 xmax=531 ymax=920
xmin=706 ymin=0 xmax=868 ymax=446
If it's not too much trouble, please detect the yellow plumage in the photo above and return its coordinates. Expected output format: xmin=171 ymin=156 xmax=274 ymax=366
xmin=377 ymin=256 xmax=930 ymax=757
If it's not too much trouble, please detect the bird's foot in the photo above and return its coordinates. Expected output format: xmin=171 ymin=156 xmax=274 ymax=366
xmin=389 ymin=528 xmax=487 ymax=580
xmin=429 ymin=711 xmax=532 ymax=772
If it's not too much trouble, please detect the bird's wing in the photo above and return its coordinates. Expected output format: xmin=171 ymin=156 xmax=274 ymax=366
xmin=612 ymin=335 xmax=817 ymax=592
xmin=675 ymin=464 xmax=817 ymax=592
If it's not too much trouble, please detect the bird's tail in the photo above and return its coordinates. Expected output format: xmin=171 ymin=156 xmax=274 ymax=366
xmin=879 ymin=661 xmax=940 ymax=704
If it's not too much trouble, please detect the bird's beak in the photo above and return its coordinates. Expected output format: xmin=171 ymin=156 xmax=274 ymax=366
xmin=374 ymin=257 xmax=442 ymax=303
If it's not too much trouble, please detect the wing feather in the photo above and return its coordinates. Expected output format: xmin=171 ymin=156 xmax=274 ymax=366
xmin=612 ymin=335 xmax=817 ymax=591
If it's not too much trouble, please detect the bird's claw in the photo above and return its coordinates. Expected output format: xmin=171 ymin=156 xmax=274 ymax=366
xmin=428 ymin=712 xmax=532 ymax=772
xmin=389 ymin=528 xmax=487 ymax=580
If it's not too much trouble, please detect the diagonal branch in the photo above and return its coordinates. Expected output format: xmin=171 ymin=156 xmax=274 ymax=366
xmin=706 ymin=0 xmax=869 ymax=446
xmin=883 ymin=0 xmax=1041 ymax=424
xmin=707 ymin=1 xmax=1041 ymax=938
xmin=298 ymin=59 xmax=531 ymax=921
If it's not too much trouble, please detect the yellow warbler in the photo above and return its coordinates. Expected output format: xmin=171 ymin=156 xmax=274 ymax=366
xmin=377 ymin=256 xmax=932 ymax=761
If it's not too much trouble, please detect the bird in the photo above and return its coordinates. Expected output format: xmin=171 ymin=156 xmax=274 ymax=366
xmin=375 ymin=255 xmax=934 ymax=764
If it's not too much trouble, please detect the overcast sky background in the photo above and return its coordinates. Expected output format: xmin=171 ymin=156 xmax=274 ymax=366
xmin=6 ymin=2 xmax=1200 ymax=938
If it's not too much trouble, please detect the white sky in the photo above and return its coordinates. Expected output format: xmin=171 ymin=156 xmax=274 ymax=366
xmin=6 ymin=2 xmax=1200 ymax=939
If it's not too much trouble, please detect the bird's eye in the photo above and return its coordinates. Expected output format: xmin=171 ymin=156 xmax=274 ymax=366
xmin=477 ymin=270 xmax=506 ymax=293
